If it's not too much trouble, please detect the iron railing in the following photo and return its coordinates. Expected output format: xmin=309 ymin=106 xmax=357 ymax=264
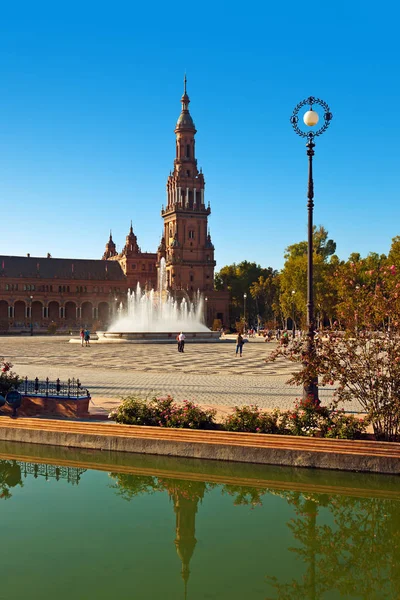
xmin=18 ymin=377 xmax=90 ymax=399
xmin=17 ymin=461 xmax=86 ymax=485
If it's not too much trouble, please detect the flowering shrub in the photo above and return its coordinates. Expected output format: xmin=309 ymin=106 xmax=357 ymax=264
xmin=323 ymin=411 xmax=366 ymax=440
xmin=279 ymin=397 xmax=331 ymax=437
xmin=223 ymin=405 xmax=280 ymax=434
xmin=109 ymin=395 xmax=216 ymax=430
xmin=109 ymin=396 xmax=365 ymax=439
xmin=279 ymin=397 xmax=366 ymax=439
xmin=0 ymin=358 xmax=22 ymax=397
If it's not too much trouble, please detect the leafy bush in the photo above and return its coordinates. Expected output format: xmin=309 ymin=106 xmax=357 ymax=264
xmin=223 ymin=405 xmax=280 ymax=434
xmin=109 ymin=396 xmax=366 ymax=440
xmin=280 ymin=397 xmax=330 ymax=437
xmin=109 ymin=395 xmax=216 ymax=430
xmin=0 ymin=359 xmax=22 ymax=397
xmin=323 ymin=411 xmax=366 ymax=439
xmin=109 ymin=396 xmax=156 ymax=426
xmin=279 ymin=397 xmax=366 ymax=439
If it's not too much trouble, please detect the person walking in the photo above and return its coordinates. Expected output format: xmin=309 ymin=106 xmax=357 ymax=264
xmin=235 ymin=332 xmax=244 ymax=357
xmin=79 ymin=328 xmax=85 ymax=347
xmin=84 ymin=328 xmax=90 ymax=347
xmin=178 ymin=332 xmax=185 ymax=353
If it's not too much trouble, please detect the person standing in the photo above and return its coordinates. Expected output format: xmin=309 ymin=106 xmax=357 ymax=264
xmin=84 ymin=328 xmax=90 ymax=347
xmin=236 ymin=332 xmax=244 ymax=357
xmin=79 ymin=328 xmax=85 ymax=347
xmin=178 ymin=332 xmax=185 ymax=353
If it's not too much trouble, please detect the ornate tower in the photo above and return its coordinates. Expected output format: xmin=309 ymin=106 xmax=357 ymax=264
xmin=160 ymin=77 xmax=216 ymax=293
xmin=121 ymin=221 xmax=140 ymax=256
xmin=102 ymin=231 xmax=117 ymax=260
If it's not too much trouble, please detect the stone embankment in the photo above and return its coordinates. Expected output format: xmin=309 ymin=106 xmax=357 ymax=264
xmin=0 ymin=417 xmax=398 ymax=474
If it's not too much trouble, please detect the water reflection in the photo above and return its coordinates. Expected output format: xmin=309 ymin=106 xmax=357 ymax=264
xmin=0 ymin=460 xmax=22 ymax=499
xmin=110 ymin=474 xmax=208 ymax=598
xmin=110 ymin=472 xmax=400 ymax=600
xmin=0 ymin=458 xmax=86 ymax=499
xmin=266 ymin=491 xmax=400 ymax=599
xmin=1 ymin=454 xmax=400 ymax=599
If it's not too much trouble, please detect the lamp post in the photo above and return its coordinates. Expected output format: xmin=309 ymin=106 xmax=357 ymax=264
xmin=243 ymin=293 xmax=247 ymax=333
xmin=29 ymin=295 xmax=33 ymax=336
xmin=291 ymin=290 xmax=296 ymax=339
xmin=290 ymin=97 xmax=332 ymax=402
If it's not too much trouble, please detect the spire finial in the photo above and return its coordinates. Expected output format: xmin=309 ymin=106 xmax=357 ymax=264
xmin=184 ymin=73 xmax=187 ymax=95
xmin=130 ymin=220 xmax=133 ymax=233
xmin=109 ymin=229 xmax=112 ymax=240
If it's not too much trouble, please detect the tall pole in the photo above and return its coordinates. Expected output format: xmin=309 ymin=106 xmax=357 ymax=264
xmin=305 ymin=139 xmax=318 ymax=401
xmin=292 ymin=290 xmax=296 ymax=339
xmin=243 ymin=293 xmax=247 ymax=332
xmin=30 ymin=295 xmax=33 ymax=336
xmin=290 ymin=97 xmax=332 ymax=405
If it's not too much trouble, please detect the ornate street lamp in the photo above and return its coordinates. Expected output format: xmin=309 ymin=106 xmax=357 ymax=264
xmin=29 ymin=295 xmax=33 ymax=336
xmin=291 ymin=290 xmax=296 ymax=339
xmin=290 ymin=97 xmax=333 ymax=402
xmin=243 ymin=293 xmax=247 ymax=332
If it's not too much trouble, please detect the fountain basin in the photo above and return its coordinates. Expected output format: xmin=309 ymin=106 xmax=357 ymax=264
xmin=96 ymin=331 xmax=221 ymax=343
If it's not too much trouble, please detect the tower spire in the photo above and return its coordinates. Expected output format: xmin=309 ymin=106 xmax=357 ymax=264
xmin=184 ymin=73 xmax=187 ymax=95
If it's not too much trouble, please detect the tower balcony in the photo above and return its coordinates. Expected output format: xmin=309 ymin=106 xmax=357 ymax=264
xmin=161 ymin=204 xmax=210 ymax=217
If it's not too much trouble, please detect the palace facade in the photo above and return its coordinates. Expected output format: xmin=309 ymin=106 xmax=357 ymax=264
xmin=0 ymin=80 xmax=229 ymax=333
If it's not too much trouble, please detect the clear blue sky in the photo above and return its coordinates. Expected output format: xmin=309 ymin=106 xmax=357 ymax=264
xmin=1 ymin=1 xmax=399 ymax=271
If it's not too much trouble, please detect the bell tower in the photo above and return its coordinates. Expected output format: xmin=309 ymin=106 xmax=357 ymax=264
xmin=160 ymin=77 xmax=216 ymax=293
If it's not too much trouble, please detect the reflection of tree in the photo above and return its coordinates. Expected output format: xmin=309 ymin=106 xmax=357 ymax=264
xmin=0 ymin=459 xmax=23 ymax=499
xmin=266 ymin=491 xmax=400 ymax=599
xmin=221 ymin=484 xmax=267 ymax=508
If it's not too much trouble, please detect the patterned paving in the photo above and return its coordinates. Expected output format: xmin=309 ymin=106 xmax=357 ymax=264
xmin=0 ymin=336 xmax=361 ymax=414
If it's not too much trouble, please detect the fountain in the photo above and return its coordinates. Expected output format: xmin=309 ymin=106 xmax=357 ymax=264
xmin=97 ymin=259 xmax=221 ymax=343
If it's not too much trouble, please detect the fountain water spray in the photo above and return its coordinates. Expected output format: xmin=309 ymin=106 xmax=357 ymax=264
xmin=107 ymin=258 xmax=209 ymax=333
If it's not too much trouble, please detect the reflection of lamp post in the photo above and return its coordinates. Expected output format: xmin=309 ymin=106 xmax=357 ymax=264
xmin=243 ymin=293 xmax=247 ymax=332
xmin=290 ymin=96 xmax=332 ymax=402
xmin=29 ymin=295 xmax=33 ymax=336
xmin=291 ymin=290 xmax=296 ymax=338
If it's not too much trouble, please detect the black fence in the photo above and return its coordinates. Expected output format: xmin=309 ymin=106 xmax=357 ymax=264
xmin=17 ymin=461 xmax=86 ymax=485
xmin=17 ymin=377 xmax=90 ymax=399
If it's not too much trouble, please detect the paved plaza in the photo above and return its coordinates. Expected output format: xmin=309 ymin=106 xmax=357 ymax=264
xmin=0 ymin=336 xmax=361 ymax=416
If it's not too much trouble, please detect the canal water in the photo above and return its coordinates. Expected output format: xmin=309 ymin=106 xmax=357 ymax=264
xmin=1 ymin=441 xmax=399 ymax=599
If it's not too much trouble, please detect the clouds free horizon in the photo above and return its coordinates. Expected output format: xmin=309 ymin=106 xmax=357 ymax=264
xmin=1 ymin=1 xmax=399 ymax=272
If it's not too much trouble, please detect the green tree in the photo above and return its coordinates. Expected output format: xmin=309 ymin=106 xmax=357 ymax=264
xmin=249 ymin=269 xmax=279 ymax=324
xmin=215 ymin=261 xmax=277 ymax=327
xmin=279 ymin=226 xmax=337 ymax=329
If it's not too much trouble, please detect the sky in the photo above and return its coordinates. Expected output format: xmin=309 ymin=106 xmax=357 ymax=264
xmin=0 ymin=0 xmax=399 ymax=271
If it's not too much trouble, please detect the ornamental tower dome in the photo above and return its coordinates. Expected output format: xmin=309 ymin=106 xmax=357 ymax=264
xmin=102 ymin=231 xmax=117 ymax=260
xmin=122 ymin=221 xmax=140 ymax=257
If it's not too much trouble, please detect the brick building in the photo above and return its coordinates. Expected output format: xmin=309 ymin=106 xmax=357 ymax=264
xmin=0 ymin=79 xmax=229 ymax=333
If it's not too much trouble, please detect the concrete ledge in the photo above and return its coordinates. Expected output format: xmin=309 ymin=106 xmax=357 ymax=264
xmin=0 ymin=418 xmax=399 ymax=474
